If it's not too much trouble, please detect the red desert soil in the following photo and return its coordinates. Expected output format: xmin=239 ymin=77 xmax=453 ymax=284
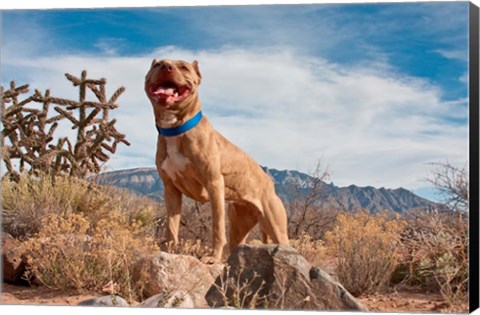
xmin=1 ymin=283 xmax=97 ymax=306
xmin=1 ymin=283 xmax=458 ymax=312
xmin=358 ymin=290 xmax=453 ymax=313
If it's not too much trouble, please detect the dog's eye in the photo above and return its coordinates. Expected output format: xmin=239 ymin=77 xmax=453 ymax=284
xmin=181 ymin=66 xmax=189 ymax=71
xmin=151 ymin=59 xmax=160 ymax=68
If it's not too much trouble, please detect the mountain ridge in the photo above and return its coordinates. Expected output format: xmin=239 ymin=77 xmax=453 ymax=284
xmin=93 ymin=167 xmax=437 ymax=214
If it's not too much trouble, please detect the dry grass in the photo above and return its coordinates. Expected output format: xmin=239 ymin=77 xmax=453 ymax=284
xmin=1 ymin=172 xmax=163 ymax=302
xmin=210 ymin=265 xmax=268 ymax=309
xmin=289 ymin=232 xmax=328 ymax=267
xmin=2 ymin=173 xmax=91 ymax=238
xmin=1 ymin=173 xmax=162 ymax=239
xmin=163 ymin=238 xmax=212 ymax=260
xmin=22 ymin=211 xmax=158 ymax=302
xmin=325 ymin=210 xmax=406 ymax=296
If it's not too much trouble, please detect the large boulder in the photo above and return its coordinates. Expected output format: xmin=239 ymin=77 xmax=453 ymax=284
xmin=2 ymin=232 xmax=26 ymax=284
xmin=133 ymin=251 xmax=223 ymax=307
xmin=205 ymin=244 xmax=367 ymax=311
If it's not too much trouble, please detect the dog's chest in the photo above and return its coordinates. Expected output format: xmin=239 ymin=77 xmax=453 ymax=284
xmin=161 ymin=137 xmax=190 ymax=179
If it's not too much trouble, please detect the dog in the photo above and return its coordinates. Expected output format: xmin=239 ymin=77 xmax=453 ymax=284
xmin=145 ymin=59 xmax=289 ymax=264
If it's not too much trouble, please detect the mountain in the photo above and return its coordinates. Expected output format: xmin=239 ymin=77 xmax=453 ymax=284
xmin=93 ymin=167 xmax=437 ymax=214
xmin=94 ymin=167 xmax=164 ymax=202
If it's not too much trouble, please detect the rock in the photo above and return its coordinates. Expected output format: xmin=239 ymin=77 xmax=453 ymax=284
xmin=205 ymin=244 xmax=367 ymax=311
xmin=309 ymin=267 xmax=367 ymax=311
xmin=140 ymin=291 xmax=194 ymax=308
xmin=2 ymin=232 xmax=26 ymax=284
xmin=78 ymin=295 xmax=129 ymax=306
xmin=207 ymin=263 xmax=224 ymax=280
xmin=133 ymin=251 xmax=222 ymax=307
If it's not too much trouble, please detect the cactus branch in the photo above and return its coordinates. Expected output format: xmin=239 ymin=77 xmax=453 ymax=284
xmin=1 ymin=70 xmax=130 ymax=179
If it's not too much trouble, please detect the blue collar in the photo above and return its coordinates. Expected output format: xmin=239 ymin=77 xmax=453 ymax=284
xmin=156 ymin=111 xmax=203 ymax=137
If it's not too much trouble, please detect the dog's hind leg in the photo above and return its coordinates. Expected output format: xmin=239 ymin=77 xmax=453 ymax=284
xmin=228 ymin=202 xmax=259 ymax=252
xmin=261 ymin=224 xmax=269 ymax=244
xmin=259 ymin=195 xmax=289 ymax=246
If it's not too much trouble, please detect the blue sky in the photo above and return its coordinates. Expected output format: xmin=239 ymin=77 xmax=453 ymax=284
xmin=0 ymin=1 xmax=472 ymax=201
xmin=3 ymin=3 xmax=470 ymax=97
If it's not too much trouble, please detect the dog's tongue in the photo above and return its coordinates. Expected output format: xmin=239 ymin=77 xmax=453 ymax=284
xmin=152 ymin=87 xmax=177 ymax=105
xmin=151 ymin=85 xmax=188 ymax=106
xmin=154 ymin=87 xmax=176 ymax=96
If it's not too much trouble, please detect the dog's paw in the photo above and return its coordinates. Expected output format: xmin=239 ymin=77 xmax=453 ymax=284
xmin=200 ymin=256 xmax=221 ymax=265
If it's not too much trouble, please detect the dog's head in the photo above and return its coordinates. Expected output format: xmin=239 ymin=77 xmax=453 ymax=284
xmin=145 ymin=59 xmax=202 ymax=110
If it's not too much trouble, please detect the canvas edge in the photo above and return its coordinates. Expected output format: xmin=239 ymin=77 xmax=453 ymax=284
xmin=469 ymin=1 xmax=480 ymax=313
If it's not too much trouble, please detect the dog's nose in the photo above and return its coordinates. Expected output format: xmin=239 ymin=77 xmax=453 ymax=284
xmin=159 ymin=62 xmax=174 ymax=72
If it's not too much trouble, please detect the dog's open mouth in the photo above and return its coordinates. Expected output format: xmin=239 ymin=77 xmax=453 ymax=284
xmin=149 ymin=82 xmax=190 ymax=106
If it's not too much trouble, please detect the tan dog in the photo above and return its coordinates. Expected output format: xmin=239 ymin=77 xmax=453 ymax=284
xmin=145 ymin=59 xmax=289 ymax=264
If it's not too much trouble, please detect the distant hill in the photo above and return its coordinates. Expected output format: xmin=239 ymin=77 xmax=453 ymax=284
xmin=94 ymin=167 xmax=437 ymax=214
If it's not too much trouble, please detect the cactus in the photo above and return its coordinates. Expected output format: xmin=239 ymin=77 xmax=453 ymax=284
xmin=1 ymin=71 xmax=130 ymax=180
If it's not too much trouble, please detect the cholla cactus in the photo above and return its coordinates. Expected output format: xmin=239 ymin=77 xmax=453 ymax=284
xmin=1 ymin=70 xmax=130 ymax=179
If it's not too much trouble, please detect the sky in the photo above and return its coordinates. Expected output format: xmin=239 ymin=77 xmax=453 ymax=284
xmin=0 ymin=0 xmax=473 ymax=201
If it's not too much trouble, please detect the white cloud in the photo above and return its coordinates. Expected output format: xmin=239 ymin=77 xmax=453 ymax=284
xmin=2 ymin=46 xmax=469 ymax=190
xmin=459 ymin=72 xmax=468 ymax=84
xmin=93 ymin=38 xmax=125 ymax=56
xmin=435 ymin=49 xmax=468 ymax=61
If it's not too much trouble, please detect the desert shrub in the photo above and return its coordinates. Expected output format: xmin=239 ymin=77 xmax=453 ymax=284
xmin=2 ymin=172 xmax=165 ymax=302
xmin=325 ymin=210 xmax=406 ymax=296
xmin=1 ymin=173 xmax=90 ymax=238
xmin=1 ymin=172 xmax=162 ymax=239
xmin=22 ymin=211 xmax=159 ymax=302
xmin=289 ymin=232 xmax=328 ymax=267
xmin=397 ymin=210 xmax=468 ymax=311
xmin=79 ymin=184 xmax=162 ymax=238
xmin=393 ymin=161 xmax=468 ymax=312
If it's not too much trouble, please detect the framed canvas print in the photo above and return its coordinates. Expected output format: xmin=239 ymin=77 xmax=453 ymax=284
xmin=0 ymin=0 xmax=479 ymax=314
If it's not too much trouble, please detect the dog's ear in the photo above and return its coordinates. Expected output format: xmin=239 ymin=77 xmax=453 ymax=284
xmin=192 ymin=60 xmax=202 ymax=83
xmin=151 ymin=59 xmax=158 ymax=68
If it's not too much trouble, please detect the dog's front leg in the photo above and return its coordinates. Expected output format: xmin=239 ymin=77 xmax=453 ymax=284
xmin=202 ymin=175 xmax=227 ymax=264
xmin=164 ymin=180 xmax=183 ymax=249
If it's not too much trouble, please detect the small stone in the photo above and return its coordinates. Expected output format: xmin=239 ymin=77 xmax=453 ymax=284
xmin=140 ymin=291 xmax=194 ymax=308
xmin=2 ymin=232 xmax=27 ymax=284
xmin=78 ymin=295 xmax=129 ymax=307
